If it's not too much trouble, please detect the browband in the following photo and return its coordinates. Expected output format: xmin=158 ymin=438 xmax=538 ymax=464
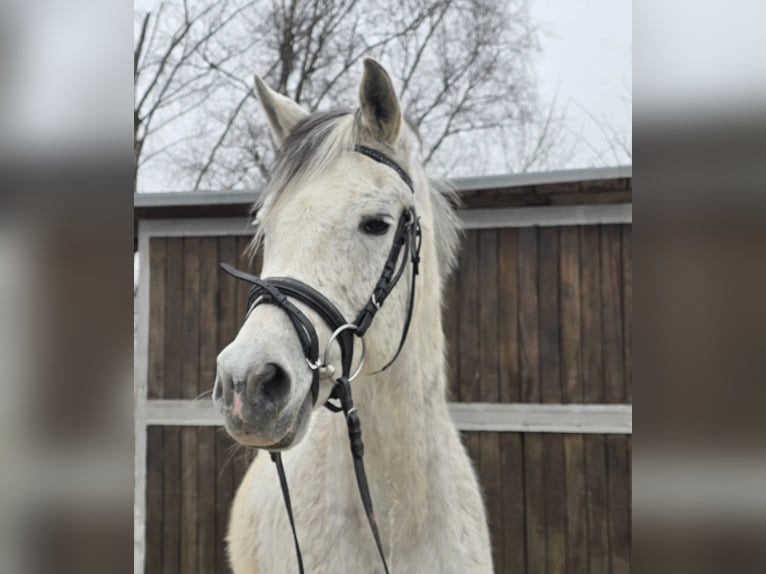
xmin=354 ymin=144 xmax=415 ymax=193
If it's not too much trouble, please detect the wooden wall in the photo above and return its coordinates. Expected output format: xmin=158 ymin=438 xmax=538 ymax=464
xmin=144 ymin=224 xmax=632 ymax=573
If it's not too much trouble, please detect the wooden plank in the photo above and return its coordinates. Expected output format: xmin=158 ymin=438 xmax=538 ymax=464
xmin=180 ymin=427 xmax=198 ymax=574
xmin=196 ymin=238 xmax=218 ymax=573
xmin=477 ymin=232 xmax=499 ymax=394
xmin=198 ymin=237 xmax=219 ymax=399
xmin=458 ymin=231 xmax=481 ymax=402
xmin=500 ymin=433 xmax=525 ymax=574
xmin=148 ymin=238 xmax=167 ymax=399
xmin=477 ymin=229 xmax=502 ymax=571
xmin=538 ymin=190 xmax=630 ymax=208
xmin=606 ymin=435 xmax=631 ymax=574
xmin=197 ymin=427 xmax=217 ymax=574
xmin=538 ymin=227 xmax=561 ymax=404
xmin=443 ymin=271 xmax=461 ymax=401
xmin=563 ymin=435 xmax=589 ymax=574
xmin=215 ymin=429 xmax=236 ymax=574
xmin=524 ymin=433 xmax=546 ymax=574
xmin=456 ymin=189 xmax=631 ymax=209
xmin=498 ymin=228 xmax=520 ymax=403
xmin=181 ymin=237 xmax=201 ymax=399
xmin=584 ymin=435 xmax=610 ymax=574
xmin=161 ymin=426 xmax=181 ymax=574
xmin=543 ymin=435 xmax=566 ymax=574
xmin=518 ymin=228 xmax=540 ymax=403
xmin=164 ymin=238 xmax=185 ymax=399
xmin=190 ymin=237 xmax=217 ymax=574
xmin=533 ymin=181 xmax=581 ymax=196
xmin=145 ymin=427 xmax=164 ymax=574
xmin=538 ymin=228 xmax=566 ymax=574
xmin=180 ymin=238 xmax=201 ymax=574
xmin=518 ymin=228 xmax=544 ymax=574
xmin=161 ymin=238 xmax=184 ymax=574
xmin=579 ymin=226 xmax=604 ymax=403
xmin=626 ymin=436 xmax=632 ymax=524
xmin=601 ymin=225 xmax=625 ymax=403
xmin=559 ymin=227 xmax=582 ymax=404
xmin=621 ymin=226 xmax=632 ymax=403
xmin=215 ymin=236 xmax=239 ymax=574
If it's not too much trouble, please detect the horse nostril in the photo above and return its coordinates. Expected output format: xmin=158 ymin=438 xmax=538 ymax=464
xmin=247 ymin=362 xmax=290 ymax=409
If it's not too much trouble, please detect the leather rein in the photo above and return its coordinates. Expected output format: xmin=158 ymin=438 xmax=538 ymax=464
xmin=220 ymin=144 xmax=422 ymax=574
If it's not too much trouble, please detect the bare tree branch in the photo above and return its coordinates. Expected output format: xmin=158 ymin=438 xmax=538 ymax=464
xmin=134 ymin=13 xmax=152 ymax=83
xmin=134 ymin=0 xmax=580 ymax=191
xmin=192 ymin=87 xmax=255 ymax=189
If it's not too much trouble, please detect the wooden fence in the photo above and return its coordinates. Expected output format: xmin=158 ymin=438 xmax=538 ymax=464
xmin=134 ymin=167 xmax=632 ymax=574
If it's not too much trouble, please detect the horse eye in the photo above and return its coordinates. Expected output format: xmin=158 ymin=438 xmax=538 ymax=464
xmin=360 ymin=217 xmax=391 ymax=236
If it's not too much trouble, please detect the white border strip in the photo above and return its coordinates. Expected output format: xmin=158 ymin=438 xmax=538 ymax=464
xmin=133 ymin=165 xmax=632 ymax=207
xmin=139 ymin=203 xmax=632 ymax=239
xmin=142 ymin=217 xmax=254 ymax=238
xmin=449 ymin=402 xmax=631 ymax=434
xmin=460 ymin=204 xmax=632 ymax=230
xmin=145 ymin=400 xmax=632 ymax=435
xmin=134 ymin=224 xmax=150 ymax=574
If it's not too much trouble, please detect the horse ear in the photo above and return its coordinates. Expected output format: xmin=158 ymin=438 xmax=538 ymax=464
xmin=358 ymin=59 xmax=402 ymax=146
xmin=254 ymin=76 xmax=309 ymax=147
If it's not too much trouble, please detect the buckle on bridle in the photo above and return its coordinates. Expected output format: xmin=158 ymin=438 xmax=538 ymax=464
xmin=305 ymin=357 xmax=323 ymax=371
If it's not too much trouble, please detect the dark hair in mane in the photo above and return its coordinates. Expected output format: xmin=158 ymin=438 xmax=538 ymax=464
xmin=269 ymin=109 xmax=354 ymax=194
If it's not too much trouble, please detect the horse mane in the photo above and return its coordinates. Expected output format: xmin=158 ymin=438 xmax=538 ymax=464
xmin=250 ymin=109 xmax=461 ymax=282
xmin=429 ymin=178 xmax=462 ymax=280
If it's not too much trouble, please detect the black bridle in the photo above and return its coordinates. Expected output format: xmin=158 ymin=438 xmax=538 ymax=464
xmin=220 ymin=144 xmax=422 ymax=574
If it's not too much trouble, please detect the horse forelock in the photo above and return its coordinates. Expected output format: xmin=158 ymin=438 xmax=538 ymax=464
xmin=249 ymin=109 xmax=461 ymax=285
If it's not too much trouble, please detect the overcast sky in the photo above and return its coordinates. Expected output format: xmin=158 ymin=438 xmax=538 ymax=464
xmin=531 ymin=0 xmax=632 ymax=166
xmin=133 ymin=0 xmax=632 ymax=186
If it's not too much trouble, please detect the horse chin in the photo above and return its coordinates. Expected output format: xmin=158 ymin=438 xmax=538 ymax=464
xmin=222 ymin=390 xmax=313 ymax=450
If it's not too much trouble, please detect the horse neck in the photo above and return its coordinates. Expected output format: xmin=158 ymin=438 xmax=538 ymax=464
xmin=345 ymin=203 xmax=453 ymax=507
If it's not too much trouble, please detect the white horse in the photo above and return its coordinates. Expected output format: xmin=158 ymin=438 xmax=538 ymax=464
xmin=214 ymin=59 xmax=492 ymax=573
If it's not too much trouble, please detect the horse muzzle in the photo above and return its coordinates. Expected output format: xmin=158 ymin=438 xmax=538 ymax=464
xmin=213 ymin=349 xmax=313 ymax=449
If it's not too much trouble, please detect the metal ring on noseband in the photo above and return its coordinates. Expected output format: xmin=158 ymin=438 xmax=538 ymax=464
xmin=323 ymin=323 xmax=366 ymax=382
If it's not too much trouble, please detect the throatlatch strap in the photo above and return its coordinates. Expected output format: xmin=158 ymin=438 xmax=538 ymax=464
xmin=271 ymin=452 xmax=305 ymax=574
